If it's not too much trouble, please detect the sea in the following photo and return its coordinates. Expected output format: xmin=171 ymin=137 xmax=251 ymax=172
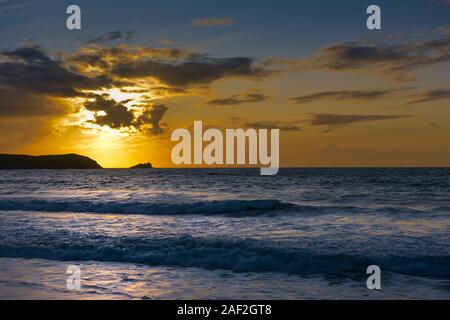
xmin=0 ymin=168 xmax=449 ymax=299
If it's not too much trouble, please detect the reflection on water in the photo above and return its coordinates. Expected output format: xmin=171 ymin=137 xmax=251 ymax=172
xmin=1 ymin=258 xmax=449 ymax=300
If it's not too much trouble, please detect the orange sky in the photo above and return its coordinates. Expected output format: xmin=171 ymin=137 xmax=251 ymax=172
xmin=1 ymin=2 xmax=449 ymax=168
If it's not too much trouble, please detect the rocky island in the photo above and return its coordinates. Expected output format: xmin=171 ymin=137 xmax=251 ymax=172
xmin=0 ymin=153 xmax=102 ymax=169
xmin=129 ymin=162 xmax=153 ymax=169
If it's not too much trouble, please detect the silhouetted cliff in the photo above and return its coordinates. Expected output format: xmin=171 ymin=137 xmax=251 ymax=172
xmin=0 ymin=153 xmax=102 ymax=169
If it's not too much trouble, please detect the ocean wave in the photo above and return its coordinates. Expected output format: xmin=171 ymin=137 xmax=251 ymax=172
xmin=0 ymin=198 xmax=445 ymax=217
xmin=0 ymin=235 xmax=448 ymax=279
xmin=0 ymin=198 xmax=296 ymax=216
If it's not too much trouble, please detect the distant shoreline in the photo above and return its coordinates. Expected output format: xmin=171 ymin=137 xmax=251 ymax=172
xmin=1 ymin=153 xmax=449 ymax=170
xmin=0 ymin=154 xmax=157 ymax=170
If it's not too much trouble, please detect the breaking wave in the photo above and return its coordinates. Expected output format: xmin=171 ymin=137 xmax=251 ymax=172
xmin=0 ymin=235 xmax=448 ymax=279
xmin=0 ymin=198 xmax=445 ymax=216
xmin=0 ymin=198 xmax=296 ymax=216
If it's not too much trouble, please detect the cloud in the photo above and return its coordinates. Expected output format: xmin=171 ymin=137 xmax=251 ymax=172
xmin=0 ymin=45 xmax=125 ymax=141
xmin=84 ymin=94 xmax=168 ymax=135
xmin=192 ymin=18 xmax=236 ymax=27
xmin=69 ymin=52 xmax=110 ymax=70
xmin=0 ymin=46 xmax=115 ymax=98
xmin=135 ymin=104 xmax=168 ymax=135
xmin=112 ymin=56 xmax=270 ymax=87
xmin=310 ymin=113 xmax=409 ymax=126
xmin=409 ymin=88 xmax=450 ymax=104
xmin=244 ymin=121 xmax=301 ymax=131
xmin=207 ymin=91 xmax=269 ymax=106
xmin=84 ymin=94 xmax=135 ymax=129
xmin=150 ymin=86 xmax=187 ymax=96
xmin=227 ymin=117 xmax=301 ymax=131
xmin=85 ymin=30 xmax=136 ymax=45
xmin=2 ymin=45 xmax=51 ymax=62
xmin=290 ymin=38 xmax=450 ymax=81
xmin=290 ymin=88 xmax=412 ymax=104
xmin=66 ymin=46 xmax=191 ymax=73
xmin=66 ymin=45 xmax=272 ymax=88
xmin=0 ymin=44 xmax=274 ymax=138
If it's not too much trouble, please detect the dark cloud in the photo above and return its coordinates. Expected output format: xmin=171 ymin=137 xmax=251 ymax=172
xmin=66 ymin=46 xmax=271 ymax=89
xmin=318 ymin=44 xmax=407 ymax=69
xmin=112 ymin=56 xmax=270 ymax=87
xmin=2 ymin=46 xmax=51 ymax=62
xmin=135 ymin=104 xmax=168 ymax=135
xmin=227 ymin=117 xmax=301 ymax=131
xmin=192 ymin=18 xmax=236 ymax=27
xmin=0 ymin=46 xmax=118 ymax=119
xmin=85 ymin=94 xmax=168 ymax=135
xmin=69 ymin=53 xmax=110 ymax=70
xmin=85 ymin=95 xmax=134 ymax=128
xmin=290 ymin=88 xmax=412 ymax=104
xmin=244 ymin=121 xmax=301 ymax=131
xmin=296 ymin=39 xmax=450 ymax=81
xmin=0 ymin=45 xmax=272 ymax=135
xmin=66 ymin=47 xmax=191 ymax=74
xmin=409 ymin=88 xmax=450 ymax=104
xmin=0 ymin=46 xmax=114 ymax=97
xmin=207 ymin=91 xmax=269 ymax=106
xmin=310 ymin=113 xmax=409 ymax=126
xmin=85 ymin=30 xmax=136 ymax=45
xmin=151 ymin=86 xmax=187 ymax=96
xmin=227 ymin=116 xmax=248 ymax=123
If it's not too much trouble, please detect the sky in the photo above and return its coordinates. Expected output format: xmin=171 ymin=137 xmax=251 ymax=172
xmin=0 ymin=0 xmax=449 ymax=167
